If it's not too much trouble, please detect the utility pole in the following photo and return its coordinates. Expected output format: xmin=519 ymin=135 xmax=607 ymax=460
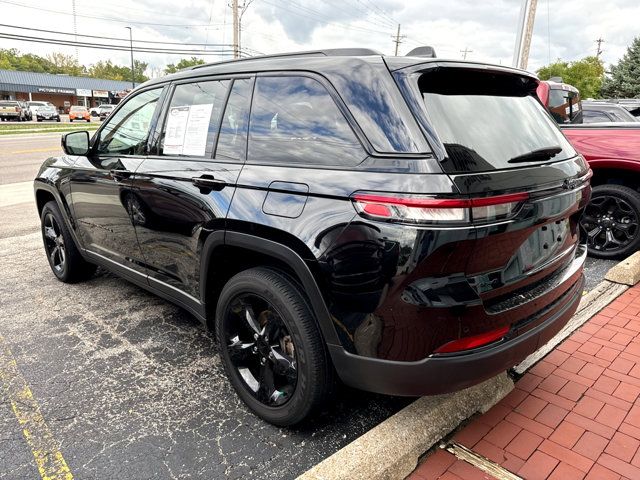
xmin=72 ymin=0 xmax=79 ymax=62
xmin=596 ymin=37 xmax=605 ymax=57
xmin=460 ymin=47 xmax=473 ymax=60
xmin=512 ymin=0 xmax=538 ymax=70
xmin=392 ymin=24 xmax=405 ymax=56
xmin=125 ymin=27 xmax=135 ymax=89
xmin=232 ymin=0 xmax=239 ymax=59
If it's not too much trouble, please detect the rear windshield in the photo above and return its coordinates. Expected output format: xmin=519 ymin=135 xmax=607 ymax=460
xmin=70 ymin=106 xmax=86 ymax=112
xmin=418 ymin=68 xmax=576 ymax=173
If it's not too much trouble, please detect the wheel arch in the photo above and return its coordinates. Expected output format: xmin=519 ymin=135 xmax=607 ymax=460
xmin=589 ymin=162 xmax=640 ymax=192
xmin=200 ymin=231 xmax=340 ymax=346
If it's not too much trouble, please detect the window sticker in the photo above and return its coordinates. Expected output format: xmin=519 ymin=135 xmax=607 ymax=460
xmin=163 ymin=103 xmax=214 ymax=156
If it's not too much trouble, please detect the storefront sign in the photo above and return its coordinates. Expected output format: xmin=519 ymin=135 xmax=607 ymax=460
xmin=37 ymin=87 xmax=75 ymax=95
xmin=92 ymin=90 xmax=109 ymax=97
xmin=76 ymin=88 xmax=92 ymax=97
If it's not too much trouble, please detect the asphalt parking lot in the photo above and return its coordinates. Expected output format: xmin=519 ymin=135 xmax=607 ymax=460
xmin=0 ymin=133 xmax=619 ymax=479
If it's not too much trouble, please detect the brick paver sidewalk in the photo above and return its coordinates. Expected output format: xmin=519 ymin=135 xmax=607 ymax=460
xmin=410 ymin=283 xmax=640 ymax=480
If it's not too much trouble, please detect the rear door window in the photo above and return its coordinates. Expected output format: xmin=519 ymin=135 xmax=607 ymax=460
xmin=583 ymin=110 xmax=612 ymax=123
xmin=215 ymin=78 xmax=252 ymax=161
xmin=416 ymin=68 xmax=576 ymax=173
xmin=160 ymin=80 xmax=230 ymax=158
xmin=248 ymin=76 xmax=364 ymax=166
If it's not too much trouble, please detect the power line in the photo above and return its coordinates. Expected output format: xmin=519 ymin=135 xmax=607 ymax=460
xmin=0 ymin=32 xmax=236 ymax=56
xmin=460 ymin=47 xmax=473 ymax=60
xmin=0 ymin=24 xmax=230 ymax=47
xmin=0 ymin=0 xmax=219 ymax=28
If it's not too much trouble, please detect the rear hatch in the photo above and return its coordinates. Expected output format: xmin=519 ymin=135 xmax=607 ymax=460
xmin=393 ymin=62 xmax=591 ymax=344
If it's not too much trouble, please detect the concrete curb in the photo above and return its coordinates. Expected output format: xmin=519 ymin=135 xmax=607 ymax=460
xmin=298 ymin=374 xmax=513 ymax=480
xmin=606 ymin=251 xmax=640 ymax=286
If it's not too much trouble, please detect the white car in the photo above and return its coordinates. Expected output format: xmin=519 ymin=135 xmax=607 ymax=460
xmin=27 ymin=101 xmax=55 ymax=117
xmin=91 ymin=104 xmax=113 ymax=117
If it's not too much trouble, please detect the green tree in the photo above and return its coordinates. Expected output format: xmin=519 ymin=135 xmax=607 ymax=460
xmin=0 ymin=48 xmax=57 ymax=73
xmin=537 ymin=56 xmax=605 ymax=99
xmin=602 ymin=36 xmax=640 ymax=98
xmin=46 ymin=53 xmax=86 ymax=76
xmin=164 ymin=56 xmax=205 ymax=74
xmin=88 ymin=59 xmax=148 ymax=83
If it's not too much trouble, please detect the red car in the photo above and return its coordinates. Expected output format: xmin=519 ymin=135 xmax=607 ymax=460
xmin=538 ymin=80 xmax=640 ymax=259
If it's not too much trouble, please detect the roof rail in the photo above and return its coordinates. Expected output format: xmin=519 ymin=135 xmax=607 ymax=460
xmin=188 ymin=48 xmax=383 ymax=71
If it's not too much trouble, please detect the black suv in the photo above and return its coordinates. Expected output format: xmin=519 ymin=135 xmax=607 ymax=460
xmin=34 ymin=49 xmax=591 ymax=426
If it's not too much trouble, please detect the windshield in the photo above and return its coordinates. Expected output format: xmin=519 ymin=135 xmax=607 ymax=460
xmin=417 ymin=68 xmax=576 ymax=173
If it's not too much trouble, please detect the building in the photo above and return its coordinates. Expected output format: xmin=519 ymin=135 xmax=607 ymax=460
xmin=0 ymin=69 xmax=137 ymax=112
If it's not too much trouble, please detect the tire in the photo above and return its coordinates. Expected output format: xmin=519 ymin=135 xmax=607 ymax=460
xmin=40 ymin=201 xmax=97 ymax=283
xmin=582 ymin=184 xmax=640 ymax=259
xmin=69 ymin=119 xmax=73 ymax=122
xmin=56 ymin=118 xmax=61 ymax=122
xmin=215 ymin=267 xmax=333 ymax=426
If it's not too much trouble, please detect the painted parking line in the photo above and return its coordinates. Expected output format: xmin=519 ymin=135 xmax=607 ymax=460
xmin=0 ymin=335 xmax=74 ymax=480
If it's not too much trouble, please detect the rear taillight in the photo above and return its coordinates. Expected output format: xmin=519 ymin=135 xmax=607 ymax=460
xmin=434 ymin=326 xmax=510 ymax=354
xmin=15 ymin=106 xmax=20 ymax=112
xmin=351 ymin=192 xmax=528 ymax=225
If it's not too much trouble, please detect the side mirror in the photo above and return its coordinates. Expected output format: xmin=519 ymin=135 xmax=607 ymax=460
xmin=62 ymin=131 xmax=90 ymax=156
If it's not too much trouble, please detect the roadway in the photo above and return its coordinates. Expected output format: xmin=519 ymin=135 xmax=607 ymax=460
xmin=0 ymin=133 xmax=64 ymax=185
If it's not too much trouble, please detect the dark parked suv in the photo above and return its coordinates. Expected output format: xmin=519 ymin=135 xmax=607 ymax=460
xmin=34 ymin=49 xmax=591 ymax=425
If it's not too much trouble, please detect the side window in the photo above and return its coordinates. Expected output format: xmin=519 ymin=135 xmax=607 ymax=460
xmin=583 ymin=110 xmax=611 ymax=123
xmin=97 ymin=89 xmax=161 ymax=155
xmin=161 ymin=80 xmax=230 ymax=157
xmin=248 ymin=76 xmax=363 ymax=166
xmin=215 ymin=78 xmax=253 ymax=160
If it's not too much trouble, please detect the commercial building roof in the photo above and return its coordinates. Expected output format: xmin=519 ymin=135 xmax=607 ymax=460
xmin=0 ymin=69 xmax=137 ymax=94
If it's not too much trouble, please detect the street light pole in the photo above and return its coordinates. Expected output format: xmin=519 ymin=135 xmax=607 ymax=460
xmin=125 ymin=26 xmax=135 ymax=89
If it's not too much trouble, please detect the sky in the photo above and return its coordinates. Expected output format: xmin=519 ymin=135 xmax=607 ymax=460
xmin=0 ymin=0 xmax=638 ymax=77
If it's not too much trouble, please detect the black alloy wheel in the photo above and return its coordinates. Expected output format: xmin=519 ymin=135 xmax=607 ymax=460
xmin=40 ymin=201 xmax=96 ymax=282
xmin=581 ymin=184 xmax=640 ymax=259
xmin=224 ymin=293 xmax=298 ymax=407
xmin=216 ymin=267 xmax=333 ymax=426
xmin=43 ymin=212 xmax=66 ymax=276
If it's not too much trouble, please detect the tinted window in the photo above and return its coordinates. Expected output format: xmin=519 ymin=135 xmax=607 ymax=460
xmin=418 ymin=69 xmax=576 ymax=173
xmin=97 ymin=88 xmax=162 ymax=156
xmin=583 ymin=110 xmax=611 ymax=123
xmin=161 ymin=80 xmax=229 ymax=158
xmin=216 ymin=78 xmax=252 ymax=160
xmin=248 ymin=76 xmax=363 ymax=166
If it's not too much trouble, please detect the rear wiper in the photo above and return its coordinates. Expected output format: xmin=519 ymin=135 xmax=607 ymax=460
xmin=508 ymin=146 xmax=562 ymax=164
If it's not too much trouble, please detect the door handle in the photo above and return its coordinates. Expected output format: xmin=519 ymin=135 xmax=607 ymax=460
xmin=191 ymin=175 xmax=226 ymax=192
xmin=110 ymin=169 xmax=132 ymax=181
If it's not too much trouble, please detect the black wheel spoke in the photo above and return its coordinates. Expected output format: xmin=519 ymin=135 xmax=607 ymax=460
xmin=228 ymin=336 xmax=255 ymax=365
xmin=258 ymin=361 xmax=277 ymax=403
xmin=44 ymin=226 xmax=57 ymax=240
xmin=269 ymin=346 xmax=297 ymax=382
xmin=243 ymin=305 xmax=262 ymax=335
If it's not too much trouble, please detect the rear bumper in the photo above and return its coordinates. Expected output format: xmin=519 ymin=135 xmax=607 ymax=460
xmin=329 ymin=251 xmax=585 ymax=396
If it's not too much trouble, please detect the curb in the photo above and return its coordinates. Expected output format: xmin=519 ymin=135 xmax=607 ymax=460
xmin=298 ymin=374 xmax=514 ymax=480
xmin=299 ymin=252 xmax=640 ymax=480
xmin=606 ymin=251 xmax=640 ymax=286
